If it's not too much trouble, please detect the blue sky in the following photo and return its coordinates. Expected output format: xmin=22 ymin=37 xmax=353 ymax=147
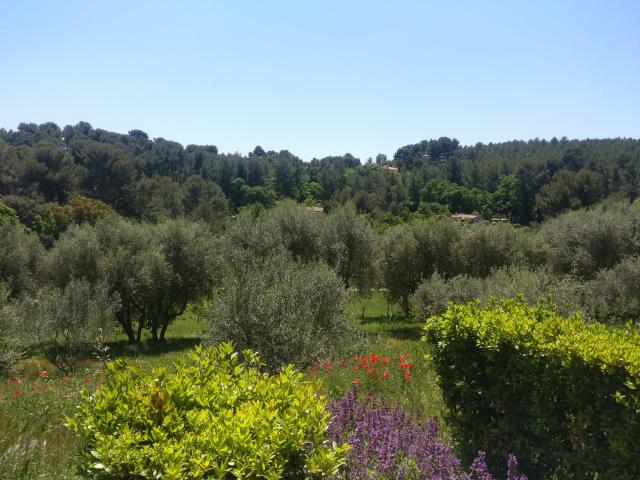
xmin=1 ymin=0 xmax=639 ymax=160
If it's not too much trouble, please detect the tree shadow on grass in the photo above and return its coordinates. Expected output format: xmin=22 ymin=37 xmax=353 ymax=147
xmin=359 ymin=315 xmax=423 ymax=341
xmin=105 ymin=337 xmax=203 ymax=358
xmin=359 ymin=314 xmax=419 ymax=325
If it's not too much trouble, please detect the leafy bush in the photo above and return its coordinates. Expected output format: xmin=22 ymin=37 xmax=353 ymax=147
xmin=423 ymin=299 xmax=640 ymax=479
xmin=0 ymin=223 xmax=44 ymax=297
xmin=207 ymin=253 xmax=352 ymax=369
xmin=541 ymin=202 xmax=640 ymax=278
xmin=328 ymin=388 xmax=527 ymax=480
xmin=381 ymin=219 xmax=541 ymax=313
xmin=67 ymin=343 xmax=349 ymax=479
xmin=412 ymin=267 xmax=583 ymax=319
xmin=320 ymin=205 xmax=378 ymax=291
xmin=20 ymin=279 xmax=118 ymax=370
xmin=458 ymin=223 xmax=540 ymax=277
xmin=45 ymin=218 xmax=222 ymax=343
xmin=0 ymin=283 xmax=22 ymax=372
xmin=584 ymin=256 xmax=640 ymax=324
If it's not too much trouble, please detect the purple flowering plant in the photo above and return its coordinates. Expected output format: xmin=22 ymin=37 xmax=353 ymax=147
xmin=328 ymin=387 xmax=527 ymax=480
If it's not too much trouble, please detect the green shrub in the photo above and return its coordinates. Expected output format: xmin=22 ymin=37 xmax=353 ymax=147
xmin=0 ymin=223 xmax=44 ymax=297
xmin=207 ymin=253 xmax=352 ymax=369
xmin=412 ymin=266 xmax=583 ymax=320
xmin=19 ymin=279 xmax=118 ymax=371
xmin=67 ymin=343 xmax=349 ymax=479
xmin=423 ymin=299 xmax=640 ymax=479
xmin=541 ymin=201 xmax=640 ymax=278
xmin=584 ymin=256 xmax=640 ymax=324
xmin=0 ymin=283 xmax=22 ymax=372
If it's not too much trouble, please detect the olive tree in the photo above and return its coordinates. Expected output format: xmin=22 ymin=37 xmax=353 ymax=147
xmin=320 ymin=204 xmax=378 ymax=291
xmin=0 ymin=284 xmax=21 ymax=372
xmin=0 ymin=223 xmax=45 ymax=297
xmin=207 ymin=253 xmax=351 ymax=369
xmin=268 ymin=201 xmax=322 ymax=262
xmin=20 ymin=279 xmax=118 ymax=371
xmin=143 ymin=219 xmax=222 ymax=342
xmin=46 ymin=218 xmax=221 ymax=343
xmin=380 ymin=224 xmax=420 ymax=314
xmin=541 ymin=203 xmax=640 ymax=278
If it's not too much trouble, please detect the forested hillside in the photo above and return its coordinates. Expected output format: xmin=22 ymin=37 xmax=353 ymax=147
xmin=2 ymin=122 xmax=639 ymax=235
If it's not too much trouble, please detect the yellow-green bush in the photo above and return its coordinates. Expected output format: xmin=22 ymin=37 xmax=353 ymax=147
xmin=423 ymin=299 xmax=640 ymax=479
xmin=67 ymin=343 xmax=349 ymax=479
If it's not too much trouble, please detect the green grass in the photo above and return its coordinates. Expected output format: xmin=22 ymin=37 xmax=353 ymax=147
xmin=0 ymin=293 xmax=444 ymax=479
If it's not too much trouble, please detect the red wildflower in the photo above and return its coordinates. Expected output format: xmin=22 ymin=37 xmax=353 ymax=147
xmin=353 ymin=365 xmax=359 ymax=371
xmin=377 ymin=377 xmax=382 ymax=382
xmin=10 ymin=377 xmax=20 ymax=384
xmin=400 ymin=354 xmax=405 ymax=360
xmin=405 ymin=373 xmax=411 ymax=379
xmin=381 ymin=357 xmax=390 ymax=365
xmin=84 ymin=375 xmax=92 ymax=383
xmin=311 ymin=369 xmax=318 ymax=375
xmin=39 ymin=370 xmax=48 ymax=378
xmin=353 ymin=378 xmax=359 ymax=384
xmin=340 ymin=359 xmax=348 ymax=366
xmin=352 ymin=355 xmax=358 ymax=360
xmin=383 ymin=371 xmax=390 ymax=378
xmin=11 ymin=389 xmax=20 ymax=398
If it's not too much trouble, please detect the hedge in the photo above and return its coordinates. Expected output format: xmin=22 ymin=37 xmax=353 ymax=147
xmin=422 ymin=298 xmax=640 ymax=479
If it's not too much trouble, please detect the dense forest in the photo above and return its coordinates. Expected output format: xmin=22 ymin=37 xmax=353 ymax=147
xmin=2 ymin=121 xmax=640 ymax=237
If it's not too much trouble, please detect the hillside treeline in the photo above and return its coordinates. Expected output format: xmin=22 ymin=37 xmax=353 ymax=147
xmin=2 ymin=122 xmax=640 ymax=235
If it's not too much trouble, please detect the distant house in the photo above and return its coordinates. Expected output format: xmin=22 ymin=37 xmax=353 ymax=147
xmin=305 ymin=206 xmax=324 ymax=214
xmin=384 ymin=165 xmax=399 ymax=173
xmin=451 ymin=213 xmax=482 ymax=224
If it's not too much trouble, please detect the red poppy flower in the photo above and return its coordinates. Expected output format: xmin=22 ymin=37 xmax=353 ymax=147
xmin=10 ymin=377 xmax=20 ymax=384
xmin=353 ymin=365 xmax=359 ymax=371
xmin=10 ymin=389 xmax=20 ymax=398
xmin=353 ymin=378 xmax=359 ymax=384
xmin=405 ymin=373 xmax=411 ymax=379
xmin=383 ymin=371 xmax=390 ymax=378
xmin=39 ymin=370 xmax=48 ymax=378
xmin=377 ymin=377 xmax=382 ymax=382
xmin=84 ymin=375 xmax=92 ymax=383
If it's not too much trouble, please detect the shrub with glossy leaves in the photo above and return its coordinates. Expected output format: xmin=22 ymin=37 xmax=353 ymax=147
xmin=67 ymin=343 xmax=349 ymax=479
xmin=423 ymin=299 xmax=640 ymax=479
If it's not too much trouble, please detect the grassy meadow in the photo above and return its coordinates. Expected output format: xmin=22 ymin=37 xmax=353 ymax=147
xmin=0 ymin=293 xmax=444 ymax=479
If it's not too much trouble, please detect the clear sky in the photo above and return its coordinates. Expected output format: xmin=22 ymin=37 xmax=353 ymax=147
xmin=1 ymin=0 xmax=639 ymax=160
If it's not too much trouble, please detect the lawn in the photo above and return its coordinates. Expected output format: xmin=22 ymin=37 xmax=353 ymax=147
xmin=0 ymin=292 xmax=444 ymax=479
